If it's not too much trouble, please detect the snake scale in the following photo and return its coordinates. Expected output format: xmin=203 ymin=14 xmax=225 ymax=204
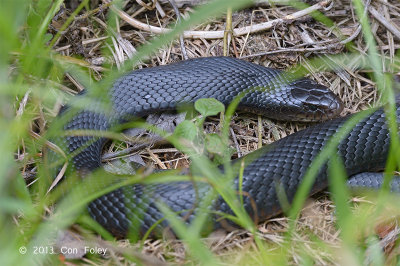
xmin=51 ymin=57 xmax=399 ymax=237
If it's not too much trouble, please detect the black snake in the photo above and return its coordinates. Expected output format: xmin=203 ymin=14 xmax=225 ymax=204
xmin=50 ymin=57 xmax=399 ymax=237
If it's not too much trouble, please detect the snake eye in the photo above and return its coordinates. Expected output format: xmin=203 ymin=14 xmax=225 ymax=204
xmin=304 ymin=103 xmax=319 ymax=111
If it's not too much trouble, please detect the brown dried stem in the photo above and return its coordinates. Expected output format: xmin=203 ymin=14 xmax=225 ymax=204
xmin=112 ymin=0 xmax=332 ymax=39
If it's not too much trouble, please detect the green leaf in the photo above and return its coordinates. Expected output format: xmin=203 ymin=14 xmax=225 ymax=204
xmin=205 ymin=133 xmax=224 ymax=155
xmin=156 ymin=201 xmax=220 ymax=264
xmin=44 ymin=33 xmax=53 ymax=44
xmin=194 ymin=98 xmax=225 ymax=117
xmin=173 ymin=120 xmax=198 ymax=142
xmin=328 ymin=154 xmax=352 ymax=241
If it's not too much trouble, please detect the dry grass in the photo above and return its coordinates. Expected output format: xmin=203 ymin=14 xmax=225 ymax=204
xmin=25 ymin=0 xmax=400 ymax=264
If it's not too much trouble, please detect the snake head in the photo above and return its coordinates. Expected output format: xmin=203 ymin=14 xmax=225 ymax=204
xmin=287 ymin=78 xmax=344 ymax=122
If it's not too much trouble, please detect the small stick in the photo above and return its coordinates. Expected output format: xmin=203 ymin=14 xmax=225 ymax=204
xmin=147 ymin=148 xmax=168 ymax=169
xmin=231 ymin=36 xmax=239 ymax=58
xmin=240 ymin=21 xmax=368 ymax=59
xmin=75 ymin=2 xmax=113 ymax=20
xmin=223 ymin=7 xmax=232 ymax=56
xmin=169 ymin=0 xmax=188 ymax=59
xmin=257 ymin=116 xmax=263 ymax=149
xmin=240 ymin=46 xmax=340 ymax=59
xmin=230 ymin=127 xmax=242 ymax=158
xmin=112 ymin=0 xmax=332 ymax=39
xmin=369 ymin=6 xmax=400 ymax=40
xmin=155 ymin=1 xmax=166 ymax=18
xmin=65 ymin=73 xmax=85 ymax=92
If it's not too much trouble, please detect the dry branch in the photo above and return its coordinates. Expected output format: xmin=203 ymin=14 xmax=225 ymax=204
xmin=112 ymin=0 xmax=332 ymax=39
xmin=158 ymin=0 xmax=294 ymax=8
xmin=369 ymin=6 xmax=400 ymax=40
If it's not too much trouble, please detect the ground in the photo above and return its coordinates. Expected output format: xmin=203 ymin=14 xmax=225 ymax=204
xmin=20 ymin=0 xmax=400 ymax=264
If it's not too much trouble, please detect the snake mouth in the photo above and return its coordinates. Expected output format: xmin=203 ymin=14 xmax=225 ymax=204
xmin=300 ymin=100 xmax=343 ymax=121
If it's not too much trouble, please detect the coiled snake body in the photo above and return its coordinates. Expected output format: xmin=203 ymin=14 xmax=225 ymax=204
xmin=53 ymin=57 xmax=398 ymax=237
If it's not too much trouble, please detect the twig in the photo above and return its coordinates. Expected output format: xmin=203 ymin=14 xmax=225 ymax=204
xmin=136 ymin=0 xmax=155 ymax=10
xmin=29 ymin=130 xmax=69 ymax=193
xmin=101 ymin=136 xmax=166 ymax=161
xmin=102 ymin=145 xmax=141 ymax=161
xmin=145 ymin=148 xmax=179 ymax=153
xmin=369 ymin=6 xmax=400 ymax=40
xmin=263 ymin=119 xmax=280 ymax=141
xmin=155 ymin=1 xmax=166 ymax=18
xmin=376 ymin=0 xmax=400 ymax=11
xmin=230 ymin=128 xmax=241 ymax=158
xmin=381 ymin=0 xmax=395 ymax=62
xmin=231 ymin=36 xmax=239 ymax=57
xmin=340 ymin=25 xmax=362 ymax=44
xmin=112 ymin=0 xmax=332 ymax=39
xmin=365 ymin=227 xmax=400 ymax=265
xmin=169 ymin=0 xmax=188 ymax=59
xmin=75 ymin=2 xmax=113 ymax=20
xmin=257 ymin=116 xmax=263 ymax=149
xmin=16 ymin=90 xmax=31 ymax=117
xmin=340 ymin=0 xmax=371 ymax=45
xmin=242 ymin=0 xmax=373 ymax=58
xmin=65 ymin=73 xmax=85 ymax=91
xmin=223 ymin=7 xmax=232 ymax=56
xmin=159 ymin=0 xmax=297 ymax=8
xmin=240 ymin=46 xmax=340 ymax=59
xmin=240 ymin=15 xmax=369 ymax=59
xmin=147 ymin=148 xmax=168 ymax=169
